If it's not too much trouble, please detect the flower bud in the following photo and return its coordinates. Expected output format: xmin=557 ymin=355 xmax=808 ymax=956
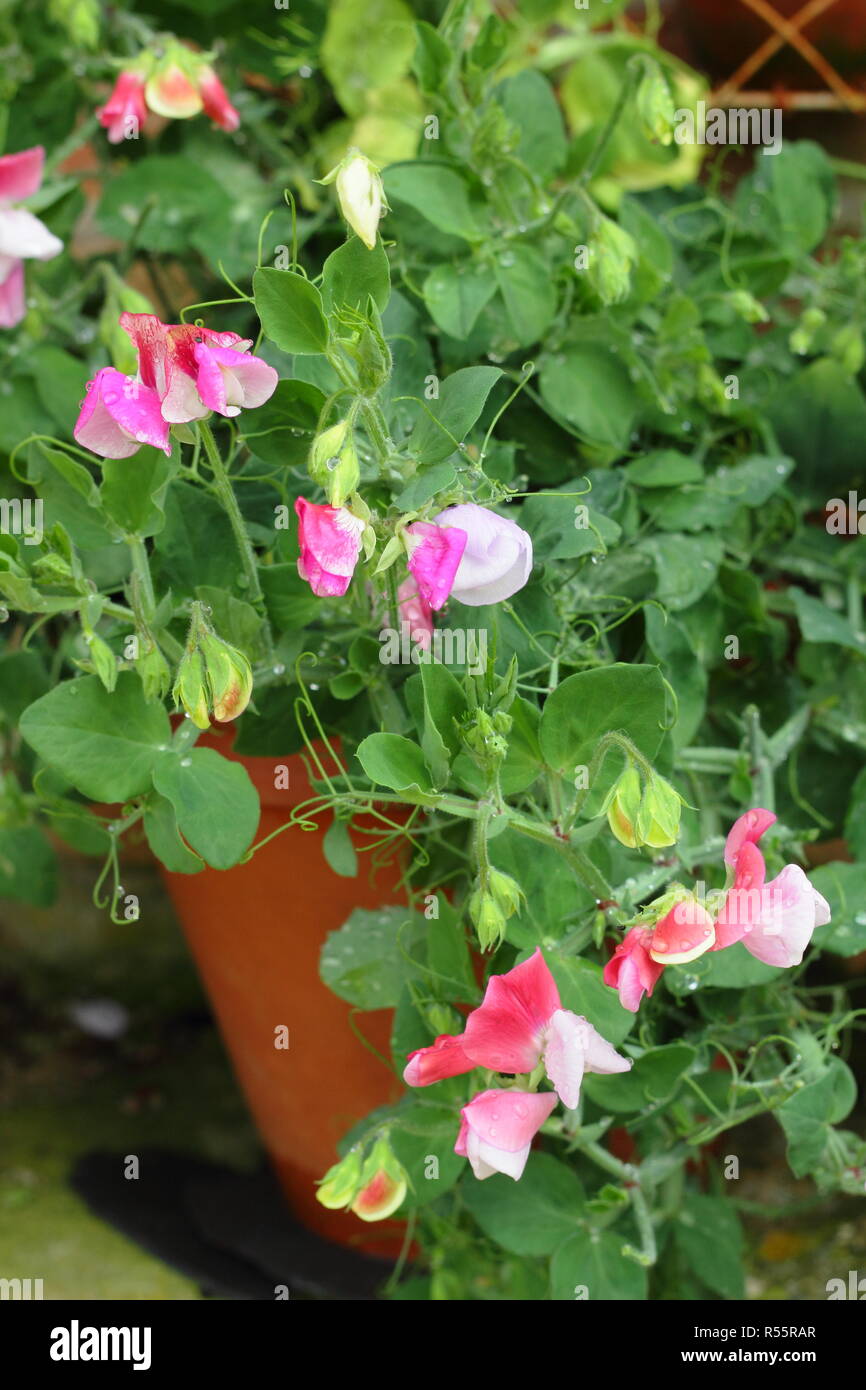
xmin=137 ymin=635 xmax=172 ymax=703
xmin=635 ymin=60 xmax=677 ymax=146
xmin=831 ymin=323 xmax=865 ymax=376
xmin=309 ymin=418 xmax=360 ymax=508
xmin=173 ymin=647 xmax=210 ymax=729
xmin=604 ymin=766 xmax=682 ymax=850
xmin=469 ymin=890 xmax=508 ymax=953
xmin=316 ymin=1148 xmax=363 ymax=1211
xmin=199 ymin=631 xmax=253 ymax=722
xmin=324 ymin=149 xmax=385 ymax=251
xmin=84 ymin=632 xmax=118 ymax=693
xmin=351 ymin=1138 xmax=408 ymax=1222
xmin=726 ymin=289 xmax=769 ymax=325
xmin=588 ymin=217 xmax=637 ymax=306
xmin=789 ymin=306 xmax=826 ymax=356
xmin=145 ymin=51 xmax=203 ymax=120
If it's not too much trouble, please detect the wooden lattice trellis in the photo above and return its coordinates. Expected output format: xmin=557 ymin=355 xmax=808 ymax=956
xmin=709 ymin=0 xmax=866 ymax=113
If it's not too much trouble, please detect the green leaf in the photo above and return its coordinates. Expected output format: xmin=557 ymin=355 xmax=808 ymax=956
xmin=497 ymin=70 xmax=567 ymax=179
xmin=422 ymin=261 xmax=497 ymax=339
xmin=582 ymin=1043 xmax=695 ymax=1114
xmin=547 ymin=954 xmax=634 ymax=1046
xmin=98 ymin=157 xmax=227 ymax=255
xmin=494 ymin=244 xmax=557 ymax=346
xmin=790 ymin=588 xmax=866 ymax=654
xmin=20 ymin=673 xmax=171 ymax=802
xmin=408 ymin=365 xmax=502 ymax=464
xmin=462 ymin=1153 xmax=585 ymax=1256
xmin=811 ymin=862 xmax=866 ymax=956
xmin=143 ymin=791 xmax=205 ymax=875
xmin=393 ymin=462 xmax=457 ymax=511
xmin=355 ymin=732 xmax=436 ymax=798
xmin=539 ymin=348 xmax=635 ymax=453
xmin=320 ymin=906 xmax=424 ymax=1008
xmin=419 ymin=658 xmax=466 ymax=784
xmin=539 ymin=663 xmax=668 ymax=807
xmin=151 ymin=747 xmax=260 ymax=871
xmin=260 ymin=565 xmax=322 ymax=631
xmin=675 ymin=1194 xmax=744 ymax=1300
xmin=389 ymin=1099 xmax=466 ymax=1207
xmin=322 ymin=817 xmax=358 ymax=878
xmin=322 ymin=0 xmax=416 ymax=117
xmin=253 ymin=268 xmax=329 ymax=355
xmin=384 ymin=163 xmax=482 ymax=242
xmin=626 ymin=450 xmax=703 ymax=488
xmin=698 ymin=943 xmax=784 ymax=987
xmin=642 ymin=534 xmax=724 ymax=611
xmin=322 ymin=234 xmax=391 ymax=315
xmin=777 ymin=1060 xmax=857 ymax=1177
xmin=550 ymin=1229 xmax=648 ymax=1301
xmin=101 ymin=449 xmax=174 ymax=536
xmin=240 ymin=379 xmax=325 ymax=468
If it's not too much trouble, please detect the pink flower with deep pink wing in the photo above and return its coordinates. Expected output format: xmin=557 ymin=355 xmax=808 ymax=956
xmin=73 ymin=367 xmax=171 ymax=459
xmin=404 ymin=520 xmax=467 ymax=610
xmin=0 ymin=146 xmax=63 ymax=329
xmin=603 ymin=926 xmax=665 ymax=1013
xmin=724 ymin=807 xmax=777 ymax=867
xmin=119 ymin=313 xmax=277 ymax=423
xmin=97 ymin=71 xmax=148 ymax=143
xmin=455 ymin=1089 xmax=558 ymax=1181
xmin=742 ymin=864 xmax=830 ymax=968
xmin=295 ymin=497 xmax=365 ymax=597
xmin=404 ymin=947 xmax=631 ymax=1109
xmin=432 ymin=503 xmax=533 ymax=606
xmin=198 ymin=66 xmax=240 ymax=132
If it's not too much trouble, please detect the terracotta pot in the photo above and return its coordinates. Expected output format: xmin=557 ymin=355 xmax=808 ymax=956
xmin=677 ymin=0 xmax=866 ymax=84
xmin=159 ymin=730 xmax=408 ymax=1254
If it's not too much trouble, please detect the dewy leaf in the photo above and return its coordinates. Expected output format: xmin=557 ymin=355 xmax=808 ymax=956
xmin=582 ymin=1043 xmax=695 ymax=1114
xmin=355 ymin=732 xmax=437 ymax=799
xmin=462 ymin=1153 xmax=585 ymax=1256
xmin=777 ymin=1059 xmax=857 ymax=1177
xmin=384 ymin=163 xmax=483 ymax=242
xmin=152 ymin=747 xmax=260 ymax=871
xmin=322 ymin=235 xmax=391 ymax=316
xmin=320 ymin=905 xmax=424 ymax=1008
xmin=811 ymin=862 xmax=866 ymax=957
xmin=20 ymin=673 xmax=172 ymax=802
xmin=422 ymin=262 xmax=497 ymax=340
xmin=253 ymin=268 xmax=329 ymax=355
xmin=790 ymin=588 xmax=866 ymax=654
xmin=494 ymin=244 xmax=557 ymax=347
xmin=143 ymin=791 xmax=204 ymax=875
xmin=675 ymin=1194 xmax=744 ymax=1300
xmin=407 ymin=365 xmax=502 ymax=464
xmin=539 ymin=348 xmax=635 ymax=453
xmin=101 ymin=449 xmax=175 ymax=537
xmin=550 ymin=1229 xmax=648 ymax=1301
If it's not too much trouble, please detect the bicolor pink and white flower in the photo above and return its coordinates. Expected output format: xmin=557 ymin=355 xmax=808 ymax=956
xmin=97 ymin=71 xmax=148 ymax=143
xmin=455 ymin=1089 xmax=558 ymax=1181
xmin=404 ymin=519 xmax=467 ymax=610
xmin=295 ymin=497 xmax=365 ymax=597
xmin=404 ymin=947 xmax=631 ymax=1110
xmin=432 ymin=503 xmax=533 ymax=606
xmin=120 ymin=313 xmax=277 ymax=423
xmin=0 ymin=146 xmax=63 ymax=329
xmin=603 ymin=926 xmax=665 ymax=1013
xmin=73 ymin=367 xmax=171 ymax=458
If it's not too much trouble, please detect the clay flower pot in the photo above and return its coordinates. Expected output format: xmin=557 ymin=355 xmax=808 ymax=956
xmin=159 ymin=733 xmax=407 ymax=1253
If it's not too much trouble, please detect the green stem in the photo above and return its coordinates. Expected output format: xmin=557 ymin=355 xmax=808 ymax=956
xmin=745 ymin=705 xmax=774 ymax=812
xmin=580 ymin=62 xmax=640 ymax=186
xmin=623 ymin=1186 xmax=658 ymax=1268
xmin=360 ymin=399 xmax=393 ymax=470
xmin=198 ymin=419 xmax=268 ymax=622
xmin=127 ymin=536 xmax=156 ymax=624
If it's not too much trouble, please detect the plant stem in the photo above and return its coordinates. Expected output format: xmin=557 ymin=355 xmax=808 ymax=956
xmin=580 ymin=62 xmax=640 ymax=186
xmin=198 ymin=420 xmax=270 ymax=634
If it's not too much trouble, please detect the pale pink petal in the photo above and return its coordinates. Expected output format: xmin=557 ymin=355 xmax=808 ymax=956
xmin=0 ymin=209 xmax=63 ymax=261
xmin=712 ymin=841 xmax=766 ymax=950
xmin=145 ymin=64 xmax=203 ymax=119
xmin=0 ymin=146 xmax=44 ymax=203
xmin=434 ymin=503 xmax=533 ymax=607
xmin=403 ymin=1032 xmax=473 ymax=1087
xmin=724 ymin=807 xmax=776 ymax=866
xmin=405 ymin=521 xmax=467 ymax=610
xmin=743 ymin=863 xmax=824 ymax=968
xmin=74 ymin=367 xmax=171 ymax=459
xmin=462 ymin=947 xmax=560 ymax=1074
xmin=295 ymin=497 xmax=363 ymax=598
xmin=0 ymin=260 xmax=25 ymax=328
xmin=396 ymin=577 xmax=433 ymax=650
xmin=456 ymin=1089 xmax=557 ymax=1180
xmin=543 ymin=1010 xmax=631 ymax=1109
xmin=193 ymin=342 xmax=277 ymax=417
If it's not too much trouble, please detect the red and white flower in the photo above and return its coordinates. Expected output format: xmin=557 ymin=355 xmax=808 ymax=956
xmin=0 ymin=146 xmax=63 ymax=329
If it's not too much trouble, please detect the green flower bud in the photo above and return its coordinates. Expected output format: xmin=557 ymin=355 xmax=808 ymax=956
xmin=588 ymin=218 xmax=637 ymax=306
xmin=309 ymin=418 xmax=360 ymax=508
xmin=726 ymin=289 xmax=769 ymax=325
xmin=831 ymin=323 xmax=865 ymax=376
xmin=199 ymin=631 xmax=254 ymax=723
xmin=172 ymin=648 xmax=210 ymax=730
xmin=604 ymin=766 xmax=682 ymax=850
xmin=789 ymin=306 xmax=826 ymax=356
xmin=316 ymin=1148 xmax=364 ymax=1211
xmin=421 ymin=1001 xmax=463 ymax=1037
xmin=351 ymin=1138 xmax=408 ymax=1222
xmin=137 ymin=636 xmax=172 ymax=704
xmin=32 ymin=553 xmax=74 ymax=584
xmin=635 ymin=60 xmax=677 ymax=146
xmin=461 ymin=708 xmax=509 ymax=767
xmin=84 ymin=632 xmax=118 ymax=693
xmin=468 ymin=888 xmax=508 ymax=953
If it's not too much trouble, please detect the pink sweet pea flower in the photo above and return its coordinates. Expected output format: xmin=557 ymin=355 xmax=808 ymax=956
xmin=97 ymin=71 xmax=148 ymax=143
xmin=603 ymin=926 xmax=665 ymax=1013
xmin=455 ymin=1090 xmax=557 ymax=1181
xmin=74 ymin=367 xmax=171 ymax=458
xmin=741 ymin=864 xmax=831 ymax=968
xmin=397 ymin=577 xmax=434 ymax=650
xmin=404 ymin=947 xmax=631 ymax=1109
xmin=724 ymin=807 xmax=776 ymax=867
xmin=145 ymin=62 xmax=203 ymax=120
xmin=711 ymin=841 xmax=766 ymax=951
xmin=198 ymin=66 xmax=240 ymax=132
xmin=433 ymin=503 xmax=532 ymax=606
xmin=404 ymin=520 xmax=467 ymax=609
xmin=119 ymin=313 xmax=277 ymax=423
xmin=0 ymin=146 xmax=63 ymax=329
xmin=295 ymin=497 xmax=365 ymax=597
